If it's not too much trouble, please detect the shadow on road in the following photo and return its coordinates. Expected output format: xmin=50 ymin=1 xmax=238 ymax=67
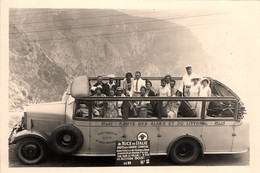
xmin=9 ymin=144 xmax=249 ymax=167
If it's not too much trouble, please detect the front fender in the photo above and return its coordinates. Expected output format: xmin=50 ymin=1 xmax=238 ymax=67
xmin=11 ymin=129 xmax=50 ymax=148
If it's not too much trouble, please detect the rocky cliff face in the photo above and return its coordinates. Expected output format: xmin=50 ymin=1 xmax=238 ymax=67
xmin=9 ymin=9 xmax=210 ymax=111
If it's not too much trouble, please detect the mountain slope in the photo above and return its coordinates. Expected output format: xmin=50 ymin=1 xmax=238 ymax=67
xmin=9 ymin=9 xmax=210 ymax=111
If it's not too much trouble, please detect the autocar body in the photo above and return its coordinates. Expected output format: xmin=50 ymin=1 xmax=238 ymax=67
xmin=9 ymin=76 xmax=248 ymax=165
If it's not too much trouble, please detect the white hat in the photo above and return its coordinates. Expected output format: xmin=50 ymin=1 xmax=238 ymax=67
xmin=116 ymin=87 xmax=123 ymax=91
xmin=201 ymin=78 xmax=210 ymax=84
xmin=91 ymin=86 xmax=97 ymax=91
xmin=95 ymin=85 xmax=103 ymax=91
xmin=191 ymin=75 xmax=201 ymax=81
xmin=108 ymin=74 xmax=115 ymax=78
xmin=185 ymin=65 xmax=192 ymax=69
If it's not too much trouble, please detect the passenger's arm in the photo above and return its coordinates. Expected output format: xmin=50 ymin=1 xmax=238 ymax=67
xmin=208 ymin=88 xmax=212 ymax=97
xmin=130 ymin=81 xmax=134 ymax=97
xmin=178 ymin=76 xmax=185 ymax=94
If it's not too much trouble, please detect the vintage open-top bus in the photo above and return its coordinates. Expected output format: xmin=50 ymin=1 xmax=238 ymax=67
xmin=9 ymin=76 xmax=248 ymax=165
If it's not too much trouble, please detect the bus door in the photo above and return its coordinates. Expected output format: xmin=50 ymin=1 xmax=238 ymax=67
xmin=88 ymin=102 xmax=124 ymax=155
xmin=201 ymin=99 xmax=237 ymax=153
xmin=123 ymin=99 xmax=160 ymax=154
xmin=75 ymin=99 xmax=124 ymax=155
xmin=71 ymin=99 xmax=91 ymax=154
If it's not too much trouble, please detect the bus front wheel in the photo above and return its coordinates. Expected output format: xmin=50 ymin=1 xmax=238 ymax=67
xmin=170 ymin=138 xmax=200 ymax=165
xmin=15 ymin=138 xmax=47 ymax=164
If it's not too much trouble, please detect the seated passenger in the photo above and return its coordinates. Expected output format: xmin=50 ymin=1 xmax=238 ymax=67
xmin=166 ymin=90 xmax=182 ymax=118
xmin=157 ymin=79 xmax=171 ymax=116
xmin=170 ymin=79 xmax=177 ymax=96
xmin=116 ymin=87 xmax=125 ymax=117
xmin=122 ymin=72 xmax=134 ymax=96
xmin=105 ymin=74 xmax=118 ymax=96
xmin=146 ymin=80 xmax=155 ymax=96
xmin=134 ymin=86 xmax=150 ymax=118
xmin=106 ymin=89 xmax=119 ymax=118
xmin=90 ymin=86 xmax=96 ymax=96
xmin=157 ymin=78 xmax=171 ymax=97
xmin=145 ymin=80 xmax=156 ymax=116
xmin=165 ymin=75 xmax=171 ymax=89
xmin=92 ymin=86 xmax=106 ymax=117
xmin=76 ymin=103 xmax=89 ymax=118
xmin=93 ymin=76 xmax=109 ymax=96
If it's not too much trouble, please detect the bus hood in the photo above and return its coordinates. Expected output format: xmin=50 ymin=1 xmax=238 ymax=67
xmin=24 ymin=101 xmax=66 ymax=117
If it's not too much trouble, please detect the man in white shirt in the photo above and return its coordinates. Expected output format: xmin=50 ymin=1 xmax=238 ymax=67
xmin=165 ymin=75 xmax=171 ymax=89
xmin=157 ymin=78 xmax=171 ymax=117
xmin=178 ymin=65 xmax=201 ymax=96
xmin=158 ymin=78 xmax=171 ymax=97
xmin=105 ymin=74 xmax=118 ymax=95
xmin=130 ymin=71 xmax=146 ymax=97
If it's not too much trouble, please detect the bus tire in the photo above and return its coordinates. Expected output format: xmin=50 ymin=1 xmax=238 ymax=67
xmin=170 ymin=138 xmax=200 ymax=165
xmin=15 ymin=138 xmax=47 ymax=164
xmin=50 ymin=124 xmax=83 ymax=155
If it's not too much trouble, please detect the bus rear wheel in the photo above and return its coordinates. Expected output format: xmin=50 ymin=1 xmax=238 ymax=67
xmin=170 ymin=138 xmax=200 ymax=165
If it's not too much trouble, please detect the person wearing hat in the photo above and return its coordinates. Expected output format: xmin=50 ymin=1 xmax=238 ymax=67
xmin=92 ymin=85 xmax=106 ymax=117
xmin=189 ymin=76 xmax=201 ymax=117
xmin=130 ymin=71 xmax=146 ymax=97
xmin=200 ymin=78 xmax=211 ymax=97
xmin=122 ymin=72 xmax=134 ymax=96
xmin=93 ymin=75 xmax=109 ymax=96
xmin=178 ymin=65 xmax=201 ymax=97
xmin=105 ymin=74 xmax=118 ymax=96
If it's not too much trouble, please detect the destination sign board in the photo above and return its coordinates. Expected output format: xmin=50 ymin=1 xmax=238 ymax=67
xmin=116 ymin=140 xmax=150 ymax=166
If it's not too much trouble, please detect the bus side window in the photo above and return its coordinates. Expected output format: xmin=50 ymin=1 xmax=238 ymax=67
xmin=206 ymin=101 xmax=235 ymax=118
xmin=92 ymin=100 xmax=106 ymax=118
xmin=127 ymin=100 xmax=158 ymax=119
xmin=75 ymin=100 xmax=92 ymax=119
xmin=177 ymin=101 xmax=202 ymax=118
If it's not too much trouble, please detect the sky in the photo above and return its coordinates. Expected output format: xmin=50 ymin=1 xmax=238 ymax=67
xmin=119 ymin=8 xmax=260 ymax=108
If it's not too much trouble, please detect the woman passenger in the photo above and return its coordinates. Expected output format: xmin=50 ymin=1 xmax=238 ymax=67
xmin=106 ymin=89 xmax=119 ymax=118
xmin=146 ymin=80 xmax=156 ymax=116
xmin=146 ymin=80 xmax=155 ymax=96
xmin=200 ymin=78 xmax=211 ymax=97
xmin=134 ymin=86 xmax=150 ymax=118
xmin=199 ymin=78 xmax=211 ymax=111
xmin=189 ymin=76 xmax=201 ymax=116
xmin=122 ymin=72 xmax=134 ymax=96
xmin=166 ymin=90 xmax=182 ymax=118
xmin=92 ymin=86 xmax=106 ymax=117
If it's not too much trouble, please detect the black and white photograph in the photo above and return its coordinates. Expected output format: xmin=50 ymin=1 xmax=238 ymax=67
xmin=1 ymin=0 xmax=260 ymax=172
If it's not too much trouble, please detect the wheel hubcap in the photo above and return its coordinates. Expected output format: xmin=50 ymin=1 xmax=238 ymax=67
xmin=176 ymin=143 xmax=194 ymax=159
xmin=21 ymin=144 xmax=41 ymax=160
